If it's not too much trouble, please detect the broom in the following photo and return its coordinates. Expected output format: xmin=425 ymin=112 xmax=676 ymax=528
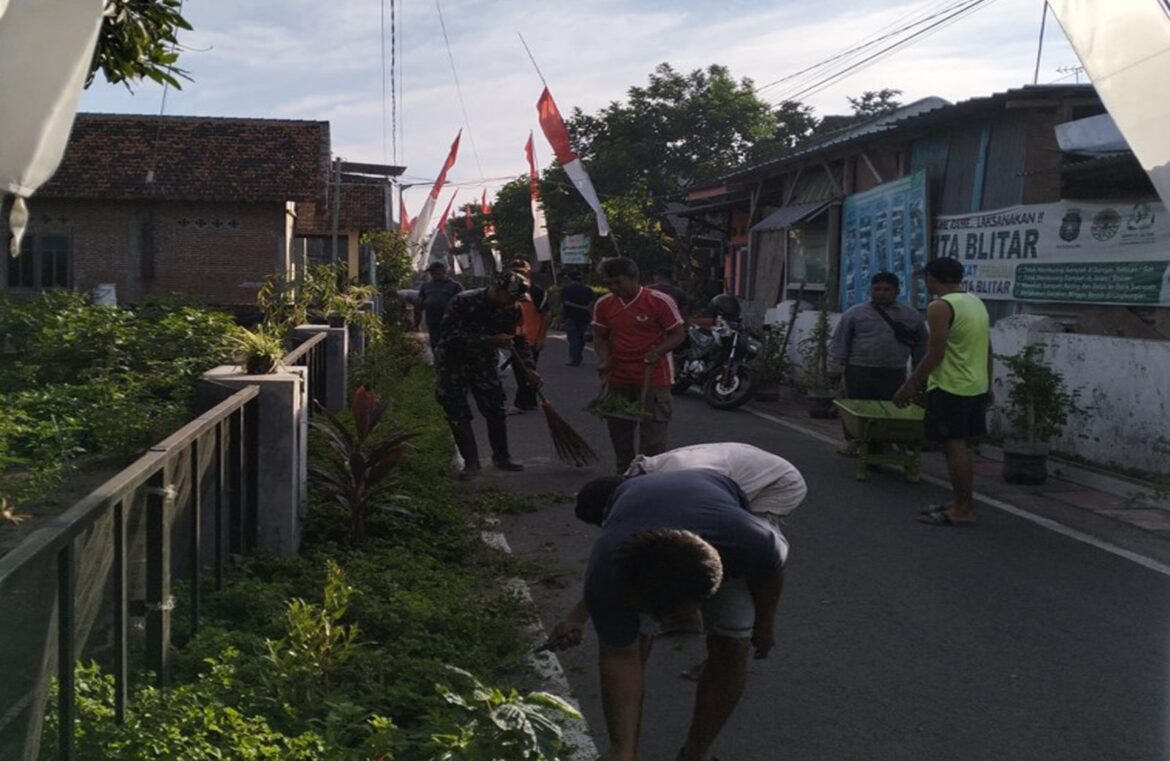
xmin=511 ymin=347 xmax=599 ymax=467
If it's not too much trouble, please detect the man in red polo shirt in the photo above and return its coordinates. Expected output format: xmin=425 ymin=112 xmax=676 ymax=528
xmin=593 ymin=256 xmax=686 ymax=472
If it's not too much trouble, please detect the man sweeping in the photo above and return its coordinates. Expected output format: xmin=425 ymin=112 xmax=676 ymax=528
xmin=433 ymin=270 xmax=539 ymax=479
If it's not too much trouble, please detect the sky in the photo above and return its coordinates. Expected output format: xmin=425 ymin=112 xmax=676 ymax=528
xmin=79 ymin=0 xmax=1080 ymax=213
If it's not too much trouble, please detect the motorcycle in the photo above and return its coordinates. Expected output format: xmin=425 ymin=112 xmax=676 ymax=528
xmin=671 ymin=318 xmax=761 ymax=409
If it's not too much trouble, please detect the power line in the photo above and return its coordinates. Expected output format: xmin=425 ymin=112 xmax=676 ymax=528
xmin=380 ymin=0 xmax=388 ymax=161
xmin=434 ymin=0 xmax=486 ymax=180
xmin=390 ymin=0 xmax=398 ymax=164
xmin=754 ymin=0 xmax=974 ymax=95
xmin=768 ymin=0 xmax=997 ymax=107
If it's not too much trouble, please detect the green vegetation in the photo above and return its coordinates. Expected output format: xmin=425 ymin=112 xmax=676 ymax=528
xmin=256 ymin=264 xmax=385 ymax=344
xmin=92 ymin=0 xmax=193 ymax=91
xmin=40 ymin=332 xmax=581 ymax=759
xmin=798 ymin=294 xmax=833 ymax=393
xmin=0 ymin=292 xmax=235 ymax=505
xmin=997 ymin=343 xmax=1084 ymax=443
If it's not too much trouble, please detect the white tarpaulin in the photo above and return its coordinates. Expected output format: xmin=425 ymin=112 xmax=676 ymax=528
xmin=1049 ymin=1 xmax=1170 ymax=207
xmin=0 ymin=0 xmax=106 ymax=255
xmin=935 ymin=199 xmax=1170 ymax=305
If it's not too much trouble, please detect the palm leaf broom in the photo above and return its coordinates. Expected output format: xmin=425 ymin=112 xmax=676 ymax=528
xmin=512 ymin=347 xmax=598 ymax=466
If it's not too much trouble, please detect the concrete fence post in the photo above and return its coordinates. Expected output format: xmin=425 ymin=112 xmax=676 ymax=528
xmin=292 ymin=325 xmax=349 ymax=413
xmin=199 ymin=366 xmax=307 ymax=556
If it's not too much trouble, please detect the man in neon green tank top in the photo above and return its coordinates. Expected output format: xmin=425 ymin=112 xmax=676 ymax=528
xmin=894 ymin=257 xmax=992 ymax=526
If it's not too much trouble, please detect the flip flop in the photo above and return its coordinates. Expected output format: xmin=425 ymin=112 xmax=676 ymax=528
xmin=918 ymin=503 xmax=949 ymax=515
xmin=918 ymin=509 xmax=976 ymax=527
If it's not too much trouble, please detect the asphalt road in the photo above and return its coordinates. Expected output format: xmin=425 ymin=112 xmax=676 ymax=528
xmin=482 ymin=335 xmax=1170 ymax=761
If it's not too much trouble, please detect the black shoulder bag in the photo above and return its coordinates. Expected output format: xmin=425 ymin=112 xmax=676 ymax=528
xmin=873 ymin=304 xmax=919 ymax=349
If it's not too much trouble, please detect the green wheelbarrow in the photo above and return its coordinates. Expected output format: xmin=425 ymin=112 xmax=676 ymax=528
xmin=833 ymin=399 xmax=926 ymax=483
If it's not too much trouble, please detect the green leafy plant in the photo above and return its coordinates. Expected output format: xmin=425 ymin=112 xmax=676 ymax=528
xmin=230 ymin=326 xmax=286 ymax=375
xmin=90 ymin=0 xmax=193 ymax=91
xmin=310 ymin=386 xmax=418 ymax=543
xmin=261 ymin=561 xmax=365 ymax=718
xmin=997 ymin=343 xmax=1083 ymax=444
xmin=585 ymin=393 xmax=650 ymax=421
xmin=758 ymin=324 xmax=791 ymax=386
xmin=426 ymin=666 xmax=581 ymax=761
xmin=798 ymin=294 xmax=833 ymax=392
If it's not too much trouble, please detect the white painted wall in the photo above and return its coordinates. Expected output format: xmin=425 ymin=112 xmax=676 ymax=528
xmin=990 ymin=318 xmax=1170 ymax=476
xmin=771 ymin=305 xmax=1170 ymax=475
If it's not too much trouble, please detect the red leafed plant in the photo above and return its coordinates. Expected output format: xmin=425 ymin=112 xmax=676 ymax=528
xmin=309 ymin=386 xmax=418 ymax=543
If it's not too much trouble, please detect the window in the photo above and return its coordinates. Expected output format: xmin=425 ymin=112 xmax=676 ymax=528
xmin=4 ymin=233 xmax=71 ymax=289
xmin=786 ymin=225 xmax=829 ymax=288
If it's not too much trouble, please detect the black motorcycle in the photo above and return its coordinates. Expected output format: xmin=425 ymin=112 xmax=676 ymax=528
xmin=671 ymin=317 xmax=761 ymax=410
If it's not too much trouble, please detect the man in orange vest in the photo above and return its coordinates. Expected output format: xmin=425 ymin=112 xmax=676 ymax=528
xmin=508 ymin=259 xmax=550 ymax=411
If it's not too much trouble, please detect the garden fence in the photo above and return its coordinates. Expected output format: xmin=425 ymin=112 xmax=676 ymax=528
xmin=0 ymin=385 xmax=262 ymax=761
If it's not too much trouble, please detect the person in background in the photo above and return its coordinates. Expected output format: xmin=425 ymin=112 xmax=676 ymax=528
xmin=894 ymin=257 xmax=992 ymax=526
xmin=417 ymin=261 xmax=462 ymax=350
xmin=507 ymin=259 xmax=550 ymax=411
xmin=433 ymin=271 xmax=539 ymax=478
xmin=829 ymin=272 xmax=927 ymax=455
xmin=559 ymin=269 xmax=596 ymax=367
xmin=649 ymin=265 xmax=691 ymax=321
xmin=593 ymin=256 xmax=687 ymax=473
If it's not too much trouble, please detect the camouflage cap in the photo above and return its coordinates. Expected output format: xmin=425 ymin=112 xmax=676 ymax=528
xmin=493 ymin=270 xmax=530 ymax=299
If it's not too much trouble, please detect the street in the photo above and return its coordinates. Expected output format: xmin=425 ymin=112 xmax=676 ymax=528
xmin=484 ymin=334 xmax=1170 ymax=761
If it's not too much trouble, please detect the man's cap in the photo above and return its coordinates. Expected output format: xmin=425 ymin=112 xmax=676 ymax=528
xmin=425 ymin=261 xmax=448 ymax=272
xmin=508 ymin=259 xmax=533 ymax=274
xmin=493 ymin=270 xmax=530 ymax=299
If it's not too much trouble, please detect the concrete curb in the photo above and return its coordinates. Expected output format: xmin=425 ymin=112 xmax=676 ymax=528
xmin=481 ymin=529 xmax=599 ymax=760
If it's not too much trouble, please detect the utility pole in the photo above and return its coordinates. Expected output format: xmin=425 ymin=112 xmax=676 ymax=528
xmin=330 ymin=157 xmax=341 ymax=266
xmin=1033 ymin=1 xmax=1049 ymax=86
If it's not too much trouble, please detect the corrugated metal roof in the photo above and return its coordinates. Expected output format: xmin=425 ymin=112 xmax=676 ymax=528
xmin=751 ymin=201 xmax=830 ymax=232
xmin=724 ymin=84 xmax=1099 ymax=183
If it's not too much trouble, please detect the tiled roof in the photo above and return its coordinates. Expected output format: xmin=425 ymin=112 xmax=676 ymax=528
xmin=296 ymin=181 xmax=390 ymax=234
xmin=38 ymin=113 xmax=331 ymax=203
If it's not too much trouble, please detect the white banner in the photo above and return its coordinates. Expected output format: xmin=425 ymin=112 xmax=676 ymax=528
xmin=935 ymin=199 xmax=1170 ymax=305
xmin=532 ymin=198 xmax=552 ymax=261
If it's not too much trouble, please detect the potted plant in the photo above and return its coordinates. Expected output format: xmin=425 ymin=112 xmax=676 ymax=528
xmin=230 ymin=326 xmax=285 ymax=374
xmin=755 ymin=323 xmax=789 ymax=402
xmin=799 ymin=294 xmax=836 ymax=418
xmin=325 ymin=292 xmax=358 ymax=328
xmin=997 ymin=343 xmax=1082 ymax=485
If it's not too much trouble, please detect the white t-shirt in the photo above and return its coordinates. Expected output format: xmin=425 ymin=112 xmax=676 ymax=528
xmin=625 ymin=443 xmax=807 ymax=517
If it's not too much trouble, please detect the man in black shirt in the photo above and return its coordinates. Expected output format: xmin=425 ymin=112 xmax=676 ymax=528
xmin=559 ymin=270 xmax=596 ymax=367
xmin=417 ymin=261 xmax=463 ymax=349
xmin=649 ymin=265 xmax=691 ymax=321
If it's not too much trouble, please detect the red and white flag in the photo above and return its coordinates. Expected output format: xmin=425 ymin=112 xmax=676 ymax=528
xmin=525 ymin=132 xmax=553 ymax=262
xmin=537 ymin=86 xmax=610 ymax=237
xmin=426 ymin=190 xmax=458 ymax=261
xmin=409 ymin=130 xmax=461 ymax=268
xmin=399 ymin=197 xmax=413 ymax=235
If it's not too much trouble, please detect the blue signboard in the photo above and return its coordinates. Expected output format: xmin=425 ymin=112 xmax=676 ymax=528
xmin=838 ymin=170 xmax=929 ymax=311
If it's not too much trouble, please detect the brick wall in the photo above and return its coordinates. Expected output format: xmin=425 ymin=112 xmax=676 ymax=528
xmin=3 ymin=199 xmax=287 ymax=307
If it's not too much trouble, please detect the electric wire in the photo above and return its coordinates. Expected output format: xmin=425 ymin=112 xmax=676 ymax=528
xmin=390 ymin=0 xmax=398 ymax=165
xmin=434 ymin=0 xmax=486 ymax=180
xmin=754 ymin=0 xmax=976 ymax=95
xmin=380 ymin=0 xmax=388 ymax=161
xmin=767 ymin=0 xmax=998 ymax=107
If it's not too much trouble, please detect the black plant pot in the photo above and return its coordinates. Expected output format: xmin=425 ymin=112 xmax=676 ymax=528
xmin=1002 ymin=442 xmax=1048 ymax=485
xmin=245 ymin=356 xmax=278 ymax=375
xmin=327 ymin=315 xmax=346 ymax=328
xmin=755 ymin=383 xmax=781 ymax=402
xmin=806 ymin=390 xmax=837 ymax=419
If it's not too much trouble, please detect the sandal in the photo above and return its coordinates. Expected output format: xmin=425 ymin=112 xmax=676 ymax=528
xmin=918 ymin=503 xmax=949 ymax=515
xmin=918 ymin=509 xmax=976 ymax=527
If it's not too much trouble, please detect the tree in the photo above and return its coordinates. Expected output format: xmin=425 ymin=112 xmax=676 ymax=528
xmin=361 ymin=230 xmax=412 ymax=291
xmin=749 ymin=100 xmax=821 ymax=161
xmin=89 ymin=0 xmax=193 ymax=90
xmin=848 ymin=89 xmax=904 ymax=118
xmin=568 ymin=63 xmax=778 ymax=200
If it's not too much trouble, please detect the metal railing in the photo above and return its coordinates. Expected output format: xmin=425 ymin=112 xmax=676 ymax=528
xmin=284 ymin=331 xmax=328 ymax=409
xmin=0 ymin=386 xmax=261 ymax=760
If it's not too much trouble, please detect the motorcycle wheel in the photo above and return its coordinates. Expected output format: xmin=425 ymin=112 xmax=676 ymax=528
xmin=703 ymin=365 xmax=756 ymax=410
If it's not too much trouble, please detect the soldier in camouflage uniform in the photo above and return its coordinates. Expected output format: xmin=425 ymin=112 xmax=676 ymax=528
xmin=434 ymin=270 xmax=540 ymax=478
